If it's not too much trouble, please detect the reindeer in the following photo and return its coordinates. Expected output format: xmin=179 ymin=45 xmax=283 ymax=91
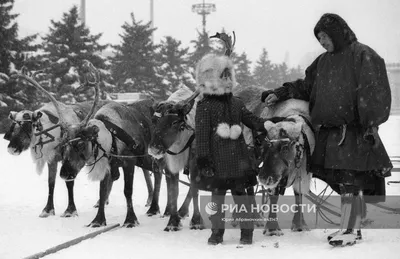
xmin=149 ymin=85 xmax=205 ymax=231
xmin=234 ymin=85 xmax=315 ymax=235
xmin=3 ymin=63 xmax=155 ymax=218
xmin=56 ymin=82 xmax=163 ymax=227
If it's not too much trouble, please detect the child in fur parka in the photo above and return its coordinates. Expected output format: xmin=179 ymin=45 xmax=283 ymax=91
xmin=194 ymin=53 xmax=267 ymax=245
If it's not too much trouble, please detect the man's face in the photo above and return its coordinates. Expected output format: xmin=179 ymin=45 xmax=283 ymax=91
xmin=317 ymin=31 xmax=334 ymax=52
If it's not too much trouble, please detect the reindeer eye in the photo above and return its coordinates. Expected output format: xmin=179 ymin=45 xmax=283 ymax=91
xmin=281 ymin=144 xmax=289 ymax=154
xmin=74 ymin=141 xmax=86 ymax=152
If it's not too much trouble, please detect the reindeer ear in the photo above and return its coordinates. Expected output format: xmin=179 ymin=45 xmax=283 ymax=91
xmin=9 ymin=111 xmax=17 ymax=120
xmin=283 ymin=121 xmax=302 ymax=139
xmin=264 ymin=120 xmax=279 ymax=138
xmin=182 ymin=98 xmax=195 ymax=116
xmin=264 ymin=121 xmax=275 ymax=131
xmin=33 ymin=111 xmax=42 ymax=121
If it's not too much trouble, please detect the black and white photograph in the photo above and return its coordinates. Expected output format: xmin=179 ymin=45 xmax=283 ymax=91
xmin=0 ymin=0 xmax=399 ymax=258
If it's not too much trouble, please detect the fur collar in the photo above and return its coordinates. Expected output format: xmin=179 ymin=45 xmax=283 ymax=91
xmin=203 ymin=93 xmax=233 ymax=102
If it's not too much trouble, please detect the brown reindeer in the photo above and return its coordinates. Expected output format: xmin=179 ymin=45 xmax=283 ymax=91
xmin=3 ymin=66 xmax=108 ymax=218
xmin=3 ymin=63 xmax=156 ymax=218
xmin=234 ymin=85 xmax=315 ymax=235
xmin=55 ymin=67 xmax=163 ymax=227
xmin=149 ymin=85 xmax=205 ymax=231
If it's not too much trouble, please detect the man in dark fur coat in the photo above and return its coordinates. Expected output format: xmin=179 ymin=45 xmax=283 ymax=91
xmin=261 ymin=13 xmax=392 ymax=247
xmin=195 ymin=53 xmax=267 ymax=245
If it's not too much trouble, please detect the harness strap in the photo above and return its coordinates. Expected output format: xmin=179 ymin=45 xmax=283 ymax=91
xmin=166 ymin=133 xmax=195 ymax=156
xmin=301 ymin=130 xmax=312 ymax=172
xmin=101 ymin=119 xmax=138 ymax=153
xmin=298 ymin=115 xmax=315 ymax=134
xmin=41 ymin=110 xmax=59 ymax=124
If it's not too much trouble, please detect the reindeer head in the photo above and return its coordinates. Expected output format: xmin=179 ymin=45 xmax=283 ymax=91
xmin=58 ymin=60 xmax=104 ymax=181
xmin=149 ymin=90 xmax=198 ymax=158
xmin=257 ymin=116 xmax=306 ymax=191
xmin=59 ymin=121 xmax=108 ymax=181
xmin=4 ymin=110 xmax=44 ymax=155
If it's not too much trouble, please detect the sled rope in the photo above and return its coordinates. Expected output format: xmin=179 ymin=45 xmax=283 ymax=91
xmin=23 ymin=223 xmax=120 ymax=259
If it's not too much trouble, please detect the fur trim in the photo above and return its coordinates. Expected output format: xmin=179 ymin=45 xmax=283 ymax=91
xmin=216 ymin=123 xmax=242 ymax=139
xmin=216 ymin=123 xmax=231 ymax=139
xmin=230 ymin=124 xmax=242 ymax=140
xmin=195 ymin=54 xmax=236 ymax=96
xmin=84 ymin=119 xmax=112 ymax=181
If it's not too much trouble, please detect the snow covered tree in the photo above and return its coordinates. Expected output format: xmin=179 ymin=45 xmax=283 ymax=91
xmin=252 ymin=48 xmax=275 ymax=89
xmin=288 ymin=65 xmax=304 ymax=81
xmin=0 ymin=0 xmax=41 ymax=132
xmin=234 ymin=52 xmax=253 ymax=88
xmin=40 ymin=5 xmax=114 ymax=103
xmin=188 ymin=29 xmax=214 ymax=69
xmin=111 ymin=13 xmax=164 ymax=99
xmin=156 ymin=36 xmax=194 ymax=94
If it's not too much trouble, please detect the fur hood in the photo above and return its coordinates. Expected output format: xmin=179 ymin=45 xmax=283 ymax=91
xmin=195 ymin=53 xmax=237 ymax=96
xmin=314 ymin=13 xmax=357 ymax=53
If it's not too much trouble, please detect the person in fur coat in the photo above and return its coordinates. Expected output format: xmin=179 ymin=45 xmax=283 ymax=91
xmin=261 ymin=13 xmax=392 ymax=247
xmin=194 ymin=53 xmax=267 ymax=245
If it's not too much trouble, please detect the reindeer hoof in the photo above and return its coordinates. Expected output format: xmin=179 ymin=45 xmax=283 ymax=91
xmin=146 ymin=210 xmax=160 ymax=217
xmin=61 ymin=210 xmax=78 ymax=218
xmin=163 ymin=224 xmax=182 ymax=232
xmin=291 ymin=220 xmax=310 ymax=232
xmin=190 ymin=224 xmax=205 ymax=230
xmin=86 ymin=221 xmax=106 ymax=228
xmin=39 ymin=209 xmax=55 ymax=218
xmin=190 ymin=216 xmax=205 ymax=230
xmin=123 ymin=221 xmax=139 ymax=228
xmin=263 ymin=229 xmax=284 ymax=236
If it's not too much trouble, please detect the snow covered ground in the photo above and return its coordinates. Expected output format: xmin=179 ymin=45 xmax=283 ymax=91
xmin=0 ymin=115 xmax=399 ymax=259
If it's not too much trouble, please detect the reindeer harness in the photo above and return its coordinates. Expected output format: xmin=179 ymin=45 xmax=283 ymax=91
xmin=261 ymin=115 xmax=314 ymax=172
xmin=153 ymin=111 xmax=196 ymax=156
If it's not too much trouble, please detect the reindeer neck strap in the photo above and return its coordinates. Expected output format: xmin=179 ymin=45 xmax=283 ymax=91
xmin=101 ymin=119 xmax=138 ymax=154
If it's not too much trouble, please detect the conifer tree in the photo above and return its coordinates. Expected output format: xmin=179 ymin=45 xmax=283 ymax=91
xmin=111 ymin=13 xmax=164 ymax=99
xmin=0 ymin=0 xmax=40 ymax=132
xmin=156 ymin=36 xmax=194 ymax=94
xmin=188 ymin=29 xmax=214 ymax=69
xmin=234 ymin=52 xmax=253 ymax=88
xmin=252 ymin=48 xmax=275 ymax=89
xmin=41 ymin=5 xmax=113 ymax=103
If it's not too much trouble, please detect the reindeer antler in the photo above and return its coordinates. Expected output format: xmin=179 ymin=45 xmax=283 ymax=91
xmin=79 ymin=60 xmax=101 ymax=127
xmin=210 ymin=31 xmax=236 ymax=57
xmin=10 ymin=67 xmax=67 ymax=127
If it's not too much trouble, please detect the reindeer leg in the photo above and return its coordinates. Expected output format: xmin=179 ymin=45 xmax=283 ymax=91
xmin=178 ymin=171 xmax=191 ymax=218
xmin=264 ymin=191 xmax=283 ymax=236
xmin=87 ymin=174 xmax=111 ymax=227
xmin=246 ymin=186 xmax=264 ymax=227
xmin=123 ymin=162 xmax=139 ymax=228
xmin=143 ymin=169 xmax=154 ymax=207
xmin=60 ymin=180 xmax=78 ymax=217
xmin=164 ymin=171 xmax=182 ymax=231
xmin=291 ymin=190 xmax=309 ymax=231
xmin=94 ymin=163 xmax=118 ymax=208
xmin=39 ymin=161 xmax=57 ymax=217
xmin=146 ymin=165 xmax=162 ymax=216
xmin=163 ymin=171 xmax=172 ymax=217
xmin=190 ymin=186 xmax=205 ymax=230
